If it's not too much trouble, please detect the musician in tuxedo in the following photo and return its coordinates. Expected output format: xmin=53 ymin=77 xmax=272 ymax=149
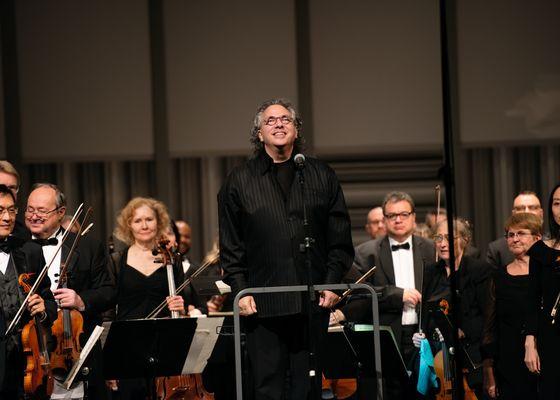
xmin=25 ymin=183 xmax=116 ymax=400
xmin=0 ymin=184 xmax=57 ymax=398
xmin=218 ymin=99 xmax=354 ymax=399
xmin=340 ymin=191 xmax=435 ymax=399
xmin=486 ymin=190 xmax=544 ymax=269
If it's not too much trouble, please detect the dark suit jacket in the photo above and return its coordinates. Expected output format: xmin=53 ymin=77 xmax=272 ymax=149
xmin=344 ymin=235 xmax=436 ymax=345
xmin=61 ymin=232 xmax=116 ymax=333
xmin=486 ymin=237 xmax=514 ymax=269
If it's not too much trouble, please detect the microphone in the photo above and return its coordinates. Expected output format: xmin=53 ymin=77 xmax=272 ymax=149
xmin=294 ymin=153 xmax=305 ymax=169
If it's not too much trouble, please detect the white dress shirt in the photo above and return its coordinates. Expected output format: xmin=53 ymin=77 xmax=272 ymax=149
xmin=389 ymin=235 xmax=418 ymax=325
xmin=0 ymin=250 xmax=10 ymax=274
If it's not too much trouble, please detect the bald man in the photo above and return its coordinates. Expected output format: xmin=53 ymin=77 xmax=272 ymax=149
xmin=364 ymin=206 xmax=386 ymax=240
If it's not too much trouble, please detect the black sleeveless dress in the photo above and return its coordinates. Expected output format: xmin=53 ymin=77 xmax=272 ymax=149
xmin=114 ymin=252 xmax=174 ymax=400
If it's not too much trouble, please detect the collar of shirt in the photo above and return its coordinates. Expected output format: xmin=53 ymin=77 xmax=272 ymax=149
xmin=253 ymin=150 xmax=296 ymax=175
xmin=0 ymin=251 xmax=10 ymax=274
xmin=32 ymin=226 xmax=64 ymax=242
xmin=388 ymin=235 xmax=413 ymax=250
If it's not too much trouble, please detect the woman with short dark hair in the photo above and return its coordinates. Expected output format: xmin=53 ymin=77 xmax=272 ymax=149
xmin=482 ymin=212 xmax=542 ymax=399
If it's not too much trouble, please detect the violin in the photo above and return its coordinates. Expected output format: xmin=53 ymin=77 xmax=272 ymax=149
xmin=18 ymin=273 xmax=54 ymax=397
xmin=50 ymin=209 xmax=92 ymax=379
xmin=49 ymin=264 xmax=84 ymax=379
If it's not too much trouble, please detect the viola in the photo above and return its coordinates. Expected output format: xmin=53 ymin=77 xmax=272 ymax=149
xmin=433 ymin=328 xmax=453 ymax=400
xmin=18 ymin=273 xmax=54 ymax=397
xmin=436 ymin=300 xmax=478 ymax=400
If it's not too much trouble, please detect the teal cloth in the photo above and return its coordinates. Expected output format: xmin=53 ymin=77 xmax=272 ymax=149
xmin=417 ymin=338 xmax=438 ymax=395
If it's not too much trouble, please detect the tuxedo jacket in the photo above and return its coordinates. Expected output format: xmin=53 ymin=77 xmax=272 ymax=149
xmin=346 ymin=235 xmax=436 ymax=344
xmin=0 ymin=240 xmax=57 ymax=392
xmin=60 ymin=231 xmax=116 ymax=334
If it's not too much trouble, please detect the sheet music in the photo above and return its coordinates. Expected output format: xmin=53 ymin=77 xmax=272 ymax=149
xmin=181 ymin=317 xmax=224 ymax=374
xmin=63 ymin=325 xmax=104 ymax=389
xmin=215 ymin=280 xmax=231 ymax=294
xmin=100 ymin=321 xmax=112 ymax=348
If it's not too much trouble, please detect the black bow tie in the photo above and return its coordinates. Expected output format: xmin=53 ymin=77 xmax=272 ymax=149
xmin=391 ymin=242 xmax=410 ymax=251
xmin=0 ymin=240 xmax=12 ymax=254
xmin=33 ymin=237 xmax=58 ymax=246
xmin=0 ymin=236 xmax=20 ymax=253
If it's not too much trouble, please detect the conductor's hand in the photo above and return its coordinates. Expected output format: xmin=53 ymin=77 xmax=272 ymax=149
xmin=403 ymin=288 xmax=422 ymax=307
xmin=239 ymin=295 xmax=257 ymax=316
xmin=319 ymin=290 xmax=340 ymax=309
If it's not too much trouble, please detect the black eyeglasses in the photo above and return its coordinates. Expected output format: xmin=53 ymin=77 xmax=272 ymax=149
xmin=263 ymin=116 xmax=294 ymax=126
xmin=384 ymin=211 xmax=413 ymax=221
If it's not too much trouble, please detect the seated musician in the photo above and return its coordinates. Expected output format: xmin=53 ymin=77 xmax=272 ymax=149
xmin=413 ymin=218 xmax=491 ymax=399
xmin=0 ymin=184 xmax=57 ymax=398
xmin=106 ymin=197 xmax=202 ymax=399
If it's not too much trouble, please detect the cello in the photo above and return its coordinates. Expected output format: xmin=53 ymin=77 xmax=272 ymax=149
xmin=152 ymin=239 xmax=214 ymax=400
xmin=18 ymin=273 xmax=54 ymax=397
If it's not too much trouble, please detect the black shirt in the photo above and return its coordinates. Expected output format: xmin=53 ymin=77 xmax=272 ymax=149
xmin=218 ymin=151 xmax=354 ymax=317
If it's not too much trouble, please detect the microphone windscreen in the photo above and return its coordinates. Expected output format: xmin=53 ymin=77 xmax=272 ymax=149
xmin=294 ymin=153 xmax=305 ymax=167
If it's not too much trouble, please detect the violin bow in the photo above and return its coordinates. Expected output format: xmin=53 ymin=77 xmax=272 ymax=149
xmin=5 ymin=203 xmax=84 ymax=337
xmin=145 ymin=252 xmax=220 ymax=319
xmin=58 ymin=207 xmax=93 ymax=289
xmin=339 ymin=265 xmax=376 ymax=301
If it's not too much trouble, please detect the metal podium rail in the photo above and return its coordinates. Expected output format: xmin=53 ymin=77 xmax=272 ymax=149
xmin=233 ymin=283 xmax=383 ymax=399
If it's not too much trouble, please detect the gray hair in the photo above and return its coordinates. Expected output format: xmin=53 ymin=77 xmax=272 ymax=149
xmin=0 ymin=160 xmax=20 ymax=186
xmin=250 ymin=98 xmax=305 ymax=154
xmin=382 ymin=191 xmax=416 ymax=214
xmin=436 ymin=217 xmax=473 ymax=245
xmin=31 ymin=183 xmax=66 ymax=208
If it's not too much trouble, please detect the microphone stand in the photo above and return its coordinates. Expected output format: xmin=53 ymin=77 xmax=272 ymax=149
xmin=296 ymin=160 xmax=319 ymax=399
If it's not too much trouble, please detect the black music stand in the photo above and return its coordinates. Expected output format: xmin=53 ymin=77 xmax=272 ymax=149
xmin=102 ymin=318 xmax=198 ymax=400
xmin=323 ymin=325 xmax=409 ymax=399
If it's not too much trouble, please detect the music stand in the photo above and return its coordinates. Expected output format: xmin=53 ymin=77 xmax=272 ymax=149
xmin=322 ymin=325 xmax=408 ymax=399
xmin=102 ymin=318 xmax=197 ymax=399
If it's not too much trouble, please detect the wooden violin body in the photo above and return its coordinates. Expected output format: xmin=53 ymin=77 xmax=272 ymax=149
xmin=18 ymin=273 xmax=53 ymax=397
xmin=156 ymin=374 xmax=214 ymax=399
xmin=50 ymin=308 xmax=84 ymax=378
xmin=321 ymin=375 xmax=357 ymax=399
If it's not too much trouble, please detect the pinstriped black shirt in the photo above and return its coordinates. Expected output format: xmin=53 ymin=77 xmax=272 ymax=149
xmin=218 ymin=151 xmax=354 ymax=317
